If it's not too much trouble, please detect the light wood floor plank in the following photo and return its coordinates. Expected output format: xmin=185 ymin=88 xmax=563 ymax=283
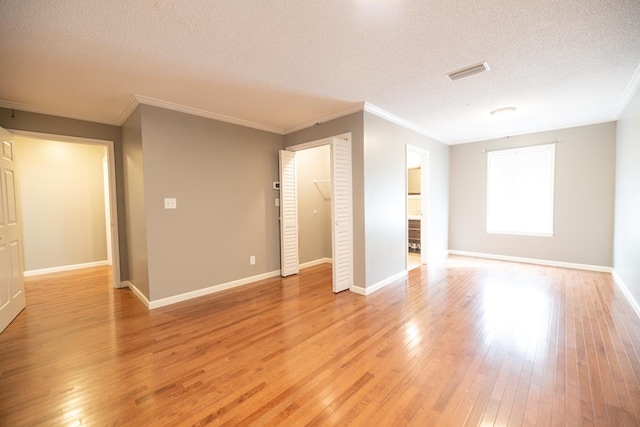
xmin=2 ymin=256 xmax=640 ymax=425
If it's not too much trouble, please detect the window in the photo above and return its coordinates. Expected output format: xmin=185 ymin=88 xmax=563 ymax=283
xmin=486 ymin=143 xmax=555 ymax=236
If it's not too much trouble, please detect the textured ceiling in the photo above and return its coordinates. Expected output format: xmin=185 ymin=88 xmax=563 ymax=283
xmin=1 ymin=0 xmax=639 ymax=144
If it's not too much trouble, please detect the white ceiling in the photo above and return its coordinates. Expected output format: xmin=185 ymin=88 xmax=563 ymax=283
xmin=1 ymin=0 xmax=639 ymax=144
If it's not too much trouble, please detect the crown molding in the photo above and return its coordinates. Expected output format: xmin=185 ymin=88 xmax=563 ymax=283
xmin=448 ymin=117 xmax=616 ymax=145
xmin=362 ymin=102 xmax=445 ymax=143
xmin=132 ymin=95 xmax=284 ymax=134
xmin=2 ymin=96 xmax=447 ymax=144
xmin=284 ymin=102 xmax=445 ymax=144
xmin=0 ymin=99 xmax=119 ymax=126
xmin=612 ymin=62 xmax=640 ymax=119
xmin=116 ymin=95 xmax=140 ymax=125
xmin=283 ymin=103 xmax=366 ymax=134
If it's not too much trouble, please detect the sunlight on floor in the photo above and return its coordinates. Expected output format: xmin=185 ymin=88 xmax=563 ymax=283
xmin=408 ymin=252 xmax=421 ymax=270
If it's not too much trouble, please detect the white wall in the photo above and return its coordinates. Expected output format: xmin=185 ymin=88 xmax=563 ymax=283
xmin=449 ymin=122 xmax=616 ymax=267
xmin=16 ymin=136 xmax=108 ymax=271
xmin=614 ymin=87 xmax=640 ymax=308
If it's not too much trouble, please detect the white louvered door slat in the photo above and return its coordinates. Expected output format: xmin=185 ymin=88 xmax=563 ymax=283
xmin=279 ymin=150 xmax=299 ymax=277
xmin=331 ymin=138 xmax=353 ymax=293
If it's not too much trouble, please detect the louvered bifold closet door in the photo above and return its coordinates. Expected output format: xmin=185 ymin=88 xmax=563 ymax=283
xmin=279 ymin=150 xmax=299 ymax=277
xmin=331 ymin=138 xmax=353 ymax=293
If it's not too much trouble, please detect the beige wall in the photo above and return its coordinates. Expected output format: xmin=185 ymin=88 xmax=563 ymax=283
xmin=614 ymin=88 xmax=640 ymax=307
xmin=408 ymin=168 xmax=420 ymax=194
xmin=139 ymin=105 xmax=283 ymax=301
xmin=450 ymin=122 xmax=616 ymax=267
xmin=15 ymin=137 xmax=107 ymax=271
xmin=363 ymin=112 xmax=450 ymax=286
xmin=0 ymin=107 xmax=128 ymax=280
xmin=296 ymin=145 xmax=331 ymax=264
xmin=285 ymin=112 xmax=366 ymax=287
xmin=122 ymin=107 xmax=149 ymax=299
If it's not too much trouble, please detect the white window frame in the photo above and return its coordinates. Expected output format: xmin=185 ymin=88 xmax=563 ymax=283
xmin=486 ymin=143 xmax=556 ymax=237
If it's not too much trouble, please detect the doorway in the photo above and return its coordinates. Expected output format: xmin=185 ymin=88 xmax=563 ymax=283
xmin=12 ymin=131 xmax=120 ymax=288
xmin=406 ymin=145 xmax=429 ymax=271
xmin=279 ymin=134 xmax=353 ymax=293
xmin=295 ymin=145 xmax=332 ymax=269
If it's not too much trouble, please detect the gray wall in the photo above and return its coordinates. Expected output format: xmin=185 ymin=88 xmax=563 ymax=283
xmin=16 ymin=136 xmax=107 ymax=271
xmin=285 ymin=111 xmax=449 ymax=289
xmin=0 ymin=108 xmax=129 ymax=279
xmin=122 ymin=107 xmax=150 ymax=299
xmin=450 ymin=122 xmax=616 ymax=267
xmin=362 ymin=113 xmax=407 ymax=285
xmin=139 ymin=105 xmax=283 ymax=301
xmin=296 ymin=145 xmax=331 ymax=264
xmin=285 ymin=112 xmax=366 ymax=287
xmin=363 ymin=112 xmax=450 ymax=286
xmin=614 ymin=88 xmax=640 ymax=307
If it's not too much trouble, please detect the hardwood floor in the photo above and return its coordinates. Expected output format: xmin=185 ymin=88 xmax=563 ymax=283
xmin=1 ymin=257 xmax=640 ymax=426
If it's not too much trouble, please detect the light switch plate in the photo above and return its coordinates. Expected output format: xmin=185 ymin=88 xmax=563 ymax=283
xmin=164 ymin=198 xmax=177 ymax=209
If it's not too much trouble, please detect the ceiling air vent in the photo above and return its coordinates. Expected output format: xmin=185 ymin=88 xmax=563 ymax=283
xmin=447 ymin=62 xmax=490 ymax=81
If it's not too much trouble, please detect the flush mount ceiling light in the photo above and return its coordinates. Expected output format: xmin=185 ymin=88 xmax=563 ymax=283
xmin=447 ymin=62 xmax=490 ymax=81
xmin=490 ymin=107 xmax=517 ymax=116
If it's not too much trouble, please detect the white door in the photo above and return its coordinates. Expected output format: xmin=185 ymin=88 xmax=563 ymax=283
xmin=0 ymin=127 xmax=26 ymax=333
xmin=279 ymin=150 xmax=299 ymax=277
xmin=331 ymin=138 xmax=353 ymax=293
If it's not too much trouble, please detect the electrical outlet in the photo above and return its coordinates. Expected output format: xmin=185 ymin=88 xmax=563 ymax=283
xmin=250 ymin=256 xmax=256 ymax=265
xmin=164 ymin=198 xmax=177 ymax=209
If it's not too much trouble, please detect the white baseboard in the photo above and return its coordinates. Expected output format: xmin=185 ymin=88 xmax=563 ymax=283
xmin=447 ymin=250 xmax=612 ymax=273
xmin=146 ymin=270 xmax=282 ymax=309
xmin=611 ymin=270 xmax=640 ymax=320
xmin=122 ymin=280 xmax=150 ymax=308
xmin=24 ymin=260 xmax=111 ymax=277
xmin=408 ymin=262 xmax=422 ymax=271
xmin=350 ymin=285 xmax=366 ymax=295
xmin=351 ymin=270 xmax=407 ymax=296
xmin=299 ymin=258 xmax=332 ymax=269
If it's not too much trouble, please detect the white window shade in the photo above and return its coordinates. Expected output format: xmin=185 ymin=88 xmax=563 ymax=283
xmin=486 ymin=144 xmax=555 ymax=236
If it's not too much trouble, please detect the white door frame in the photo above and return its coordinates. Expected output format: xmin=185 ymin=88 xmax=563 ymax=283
xmin=9 ymin=130 xmax=122 ymax=289
xmin=286 ymin=132 xmax=353 ymax=292
xmin=406 ymin=144 xmax=430 ymax=267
